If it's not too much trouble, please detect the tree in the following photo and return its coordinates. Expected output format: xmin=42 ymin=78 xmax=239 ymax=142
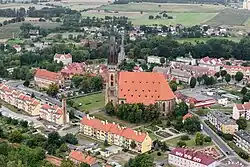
xmin=183 ymin=116 xmax=201 ymax=134
xmin=56 ymin=18 xmax=61 ymax=22
xmin=46 ymin=83 xmax=59 ymax=97
xmin=214 ymin=72 xmax=220 ymax=78
xmin=23 ymin=80 xmax=30 ymax=87
xmin=124 ymin=154 xmax=154 ymax=167
xmin=220 ymin=70 xmax=227 ymax=77
xmin=239 ymin=151 xmax=249 ymax=159
xmin=180 ymin=135 xmax=190 ymax=141
xmin=60 ymin=159 xmax=75 ymax=167
xmin=169 ymin=81 xmax=177 ymax=92
xmin=104 ymin=140 xmax=109 ymax=146
xmin=80 ymin=163 xmax=91 ymax=167
xmin=235 ymin=71 xmax=243 ymax=82
xmin=177 ymin=141 xmax=186 ymax=147
xmin=175 ymin=102 xmax=188 ymax=117
xmin=61 ymin=133 xmax=78 ymax=145
xmin=197 ymin=76 xmax=202 ymax=85
xmin=105 ymin=102 xmax=115 ymax=115
xmin=204 ymin=136 xmax=212 ymax=143
xmin=225 ymin=73 xmax=231 ymax=83
xmin=236 ymin=117 xmax=247 ymax=130
xmin=160 ymin=57 xmax=165 ymax=65
xmin=241 ymin=87 xmax=248 ymax=95
xmin=148 ymin=15 xmax=154 ymax=19
xmin=8 ymin=130 xmax=23 ymax=143
xmin=130 ymin=141 xmax=136 ymax=149
xmin=189 ymin=77 xmax=197 ymax=88
xmin=195 ymin=132 xmax=204 ymax=146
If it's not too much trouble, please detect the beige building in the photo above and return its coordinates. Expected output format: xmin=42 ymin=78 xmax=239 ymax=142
xmin=80 ymin=115 xmax=152 ymax=153
xmin=34 ymin=69 xmax=64 ymax=89
xmin=208 ymin=111 xmax=238 ymax=134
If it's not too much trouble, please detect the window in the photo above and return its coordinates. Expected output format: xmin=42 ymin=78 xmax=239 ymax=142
xmin=162 ymin=102 xmax=165 ymax=112
xmin=111 ymin=81 xmax=114 ymax=87
xmin=111 ymin=74 xmax=114 ymax=81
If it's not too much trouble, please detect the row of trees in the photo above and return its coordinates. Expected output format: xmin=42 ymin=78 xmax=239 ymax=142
xmin=71 ymin=74 xmax=104 ymax=93
xmin=126 ymin=37 xmax=250 ymax=61
xmin=105 ymin=103 xmax=160 ymax=124
xmin=0 ymin=16 xmax=25 ymax=27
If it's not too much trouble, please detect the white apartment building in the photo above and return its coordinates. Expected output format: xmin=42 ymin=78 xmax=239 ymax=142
xmin=147 ymin=56 xmax=166 ymax=64
xmin=234 ymin=130 xmax=250 ymax=154
xmin=176 ymin=56 xmax=197 ymax=65
xmin=233 ymin=102 xmax=250 ymax=120
xmin=54 ymin=53 xmax=72 ymax=65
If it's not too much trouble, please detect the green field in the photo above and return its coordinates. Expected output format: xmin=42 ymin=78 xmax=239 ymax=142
xmin=0 ymin=21 xmax=61 ymax=39
xmin=166 ymin=135 xmax=213 ymax=148
xmin=72 ymin=92 xmax=105 ymax=111
xmin=97 ymin=3 xmax=226 ymax=13
xmin=82 ymin=11 xmax=216 ymax=26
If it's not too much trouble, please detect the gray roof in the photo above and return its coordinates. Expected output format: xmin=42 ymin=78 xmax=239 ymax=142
xmin=209 ymin=111 xmax=237 ymax=125
xmin=235 ymin=130 xmax=250 ymax=143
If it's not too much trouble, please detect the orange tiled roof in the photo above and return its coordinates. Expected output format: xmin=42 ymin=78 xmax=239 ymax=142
xmin=54 ymin=53 xmax=72 ymax=59
xmin=69 ymin=151 xmax=97 ymax=165
xmin=35 ymin=69 xmax=61 ymax=82
xmin=81 ymin=116 xmax=147 ymax=143
xmin=182 ymin=113 xmax=193 ymax=120
xmin=118 ymin=72 xmax=175 ymax=105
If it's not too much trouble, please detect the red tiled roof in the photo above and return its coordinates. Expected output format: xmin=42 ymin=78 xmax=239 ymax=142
xmin=118 ymin=72 xmax=175 ymax=105
xmin=69 ymin=151 xmax=97 ymax=165
xmin=81 ymin=116 xmax=147 ymax=142
xmin=61 ymin=62 xmax=86 ymax=75
xmin=54 ymin=53 xmax=72 ymax=59
xmin=182 ymin=113 xmax=193 ymax=120
xmin=170 ymin=148 xmax=216 ymax=166
xmin=35 ymin=69 xmax=62 ymax=82
xmin=235 ymin=102 xmax=250 ymax=111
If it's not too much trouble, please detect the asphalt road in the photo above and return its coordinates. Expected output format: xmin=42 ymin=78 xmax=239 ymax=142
xmin=201 ymin=121 xmax=234 ymax=155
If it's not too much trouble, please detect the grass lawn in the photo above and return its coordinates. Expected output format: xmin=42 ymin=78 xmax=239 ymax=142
xmin=0 ymin=99 xmax=29 ymax=116
xmin=136 ymin=126 xmax=163 ymax=141
xmin=246 ymin=121 xmax=250 ymax=131
xmin=149 ymin=151 xmax=168 ymax=161
xmin=7 ymin=38 xmax=24 ymax=45
xmin=165 ymin=135 xmax=213 ymax=148
xmin=72 ymin=92 xmax=105 ymax=111
xmin=91 ymin=111 xmax=136 ymax=128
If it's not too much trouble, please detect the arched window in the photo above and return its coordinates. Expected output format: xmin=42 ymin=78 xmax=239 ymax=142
xmin=111 ymin=74 xmax=114 ymax=81
xmin=162 ymin=102 xmax=166 ymax=112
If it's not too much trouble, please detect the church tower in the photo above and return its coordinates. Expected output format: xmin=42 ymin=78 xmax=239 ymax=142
xmin=105 ymin=27 xmax=119 ymax=105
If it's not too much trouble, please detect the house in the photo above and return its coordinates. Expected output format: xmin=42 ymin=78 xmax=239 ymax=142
xmin=13 ymin=44 xmax=21 ymax=52
xmin=34 ymin=69 xmax=64 ymax=89
xmin=39 ymin=99 xmax=69 ymax=125
xmin=176 ymin=56 xmax=197 ymax=65
xmin=105 ymin=71 xmax=176 ymax=114
xmin=168 ymin=148 xmax=217 ymax=167
xmin=234 ymin=130 xmax=250 ymax=154
xmin=182 ymin=113 xmax=193 ymax=122
xmin=69 ymin=150 xmax=100 ymax=167
xmin=147 ymin=56 xmax=166 ymax=65
xmin=80 ymin=115 xmax=152 ymax=153
xmin=199 ymin=56 xmax=222 ymax=71
xmin=207 ymin=111 xmax=238 ymax=134
xmin=60 ymin=62 xmax=86 ymax=79
xmin=233 ymin=102 xmax=250 ymax=120
xmin=223 ymin=65 xmax=250 ymax=77
xmin=54 ymin=53 xmax=72 ymax=65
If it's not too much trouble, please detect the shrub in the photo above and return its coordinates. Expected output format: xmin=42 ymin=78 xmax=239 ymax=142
xmin=177 ymin=141 xmax=186 ymax=147
xmin=204 ymin=136 xmax=212 ymax=143
xmin=239 ymin=151 xmax=249 ymax=159
xmin=180 ymin=135 xmax=190 ymax=141
xmin=222 ymin=133 xmax=233 ymax=141
xmin=157 ymin=152 xmax=162 ymax=156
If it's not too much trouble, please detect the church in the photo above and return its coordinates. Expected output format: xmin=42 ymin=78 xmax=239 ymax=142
xmin=105 ymin=33 xmax=175 ymax=115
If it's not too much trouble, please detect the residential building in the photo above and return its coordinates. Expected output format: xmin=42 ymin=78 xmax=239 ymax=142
xmin=234 ymin=130 xmax=250 ymax=154
xmin=0 ymin=83 xmax=69 ymax=125
xmin=168 ymin=148 xmax=217 ymax=167
xmin=54 ymin=53 xmax=72 ymax=65
xmin=243 ymin=0 xmax=250 ymax=10
xmin=233 ymin=102 xmax=250 ymax=120
xmin=80 ymin=115 xmax=152 ymax=153
xmin=0 ymin=84 xmax=41 ymax=116
xmin=39 ymin=99 xmax=69 ymax=125
xmin=207 ymin=111 xmax=238 ymax=134
xmin=147 ymin=56 xmax=165 ymax=64
xmin=13 ymin=44 xmax=21 ymax=52
xmin=60 ymin=62 xmax=86 ymax=79
xmin=105 ymin=71 xmax=176 ymax=114
xmin=69 ymin=150 xmax=100 ymax=167
xmin=170 ymin=68 xmax=191 ymax=83
xmin=199 ymin=56 xmax=222 ymax=71
xmin=34 ymin=69 xmax=64 ymax=89
xmin=223 ymin=65 xmax=250 ymax=77
xmin=176 ymin=56 xmax=197 ymax=65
